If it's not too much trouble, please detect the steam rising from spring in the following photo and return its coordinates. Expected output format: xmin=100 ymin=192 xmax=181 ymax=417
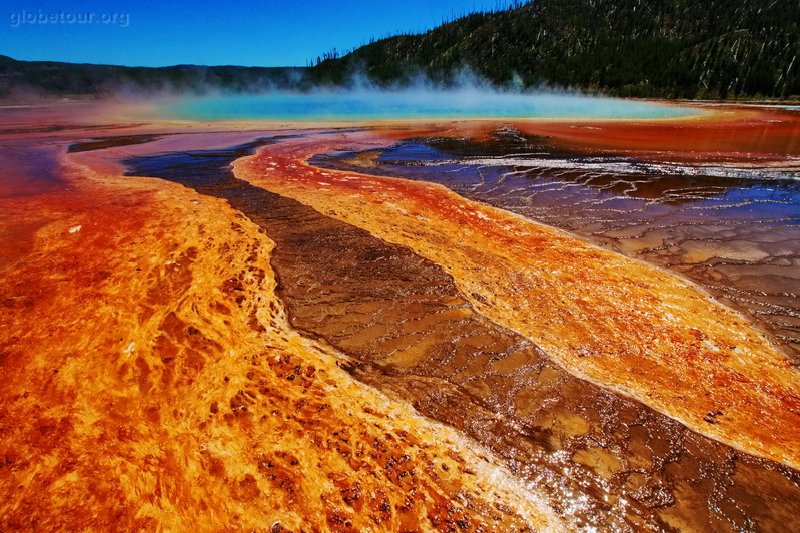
xmin=152 ymin=72 xmax=698 ymax=121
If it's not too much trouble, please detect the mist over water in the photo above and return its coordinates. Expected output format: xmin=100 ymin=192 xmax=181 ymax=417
xmin=160 ymin=89 xmax=698 ymax=121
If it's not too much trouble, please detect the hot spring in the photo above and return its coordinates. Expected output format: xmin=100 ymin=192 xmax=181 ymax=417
xmin=160 ymin=90 xmax=699 ymax=121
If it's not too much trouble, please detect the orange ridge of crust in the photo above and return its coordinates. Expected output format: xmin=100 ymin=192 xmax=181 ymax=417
xmin=233 ymin=130 xmax=800 ymax=471
xmin=0 ymin=147 xmax=564 ymax=531
xmin=511 ymin=105 xmax=800 ymax=161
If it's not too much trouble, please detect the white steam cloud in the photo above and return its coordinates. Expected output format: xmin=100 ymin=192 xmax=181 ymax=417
xmin=138 ymin=68 xmax=695 ymax=122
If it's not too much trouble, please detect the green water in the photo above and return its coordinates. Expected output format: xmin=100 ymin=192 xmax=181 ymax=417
xmin=163 ymin=90 xmax=697 ymax=121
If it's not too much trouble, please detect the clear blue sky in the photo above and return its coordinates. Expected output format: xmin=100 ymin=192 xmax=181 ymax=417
xmin=1 ymin=0 xmax=512 ymax=67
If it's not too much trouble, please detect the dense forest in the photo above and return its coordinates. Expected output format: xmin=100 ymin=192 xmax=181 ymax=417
xmin=0 ymin=55 xmax=303 ymax=98
xmin=311 ymin=0 xmax=800 ymax=99
xmin=2 ymin=0 xmax=798 ymax=99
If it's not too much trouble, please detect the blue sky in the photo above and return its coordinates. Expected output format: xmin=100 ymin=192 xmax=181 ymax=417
xmin=1 ymin=0 xmax=511 ymax=67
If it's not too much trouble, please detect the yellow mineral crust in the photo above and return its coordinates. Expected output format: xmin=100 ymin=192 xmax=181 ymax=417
xmin=233 ymin=130 xmax=800 ymax=471
xmin=0 ymin=148 xmax=563 ymax=531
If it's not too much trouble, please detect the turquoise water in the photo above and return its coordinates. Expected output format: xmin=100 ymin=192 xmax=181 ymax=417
xmin=163 ymin=90 xmax=697 ymax=121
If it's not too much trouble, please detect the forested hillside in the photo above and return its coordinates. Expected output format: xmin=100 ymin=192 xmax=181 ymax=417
xmin=0 ymin=55 xmax=303 ymax=98
xmin=311 ymin=0 xmax=800 ymax=99
xmin=3 ymin=0 xmax=798 ymax=99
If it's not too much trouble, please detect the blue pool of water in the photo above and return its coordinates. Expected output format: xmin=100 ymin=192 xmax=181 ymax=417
xmin=162 ymin=90 xmax=698 ymax=121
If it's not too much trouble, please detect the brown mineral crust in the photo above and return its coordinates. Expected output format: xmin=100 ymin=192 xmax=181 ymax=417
xmin=219 ymin=124 xmax=800 ymax=528
xmin=67 ymin=134 xmax=163 ymax=153
xmin=233 ymin=127 xmax=800 ymax=472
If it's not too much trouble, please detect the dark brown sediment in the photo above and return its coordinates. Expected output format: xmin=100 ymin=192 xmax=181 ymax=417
xmin=67 ymin=134 xmax=163 ymax=153
xmin=126 ymin=136 xmax=800 ymax=531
